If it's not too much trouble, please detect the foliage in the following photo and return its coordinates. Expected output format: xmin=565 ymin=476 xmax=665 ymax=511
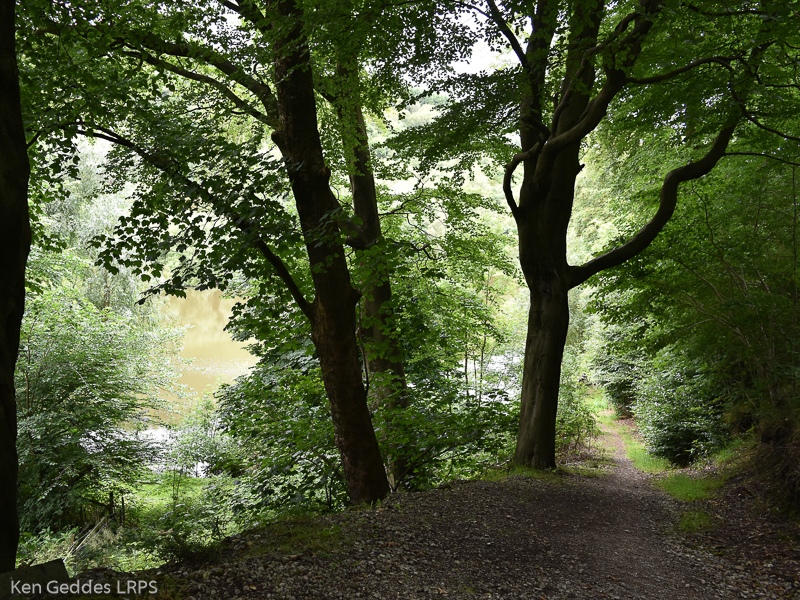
xmin=127 ymin=473 xmax=234 ymax=563
xmin=676 ymin=510 xmax=718 ymax=533
xmin=656 ymin=473 xmax=725 ymax=503
xmin=16 ymin=472 xmax=236 ymax=572
xmin=15 ymin=141 xmax=186 ymax=533
xmin=163 ymin=395 xmax=237 ymax=479
xmin=632 ymin=358 xmax=730 ymax=466
xmin=15 ymin=275 xmax=179 ymax=530
xmin=589 ymin=140 xmax=800 ymax=468
xmin=216 ymin=347 xmax=346 ymax=515
xmin=555 ymin=350 xmax=600 ymax=456
xmin=216 ymin=336 xmax=520 ymax=514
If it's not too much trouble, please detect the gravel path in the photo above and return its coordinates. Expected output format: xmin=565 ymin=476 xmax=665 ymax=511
xmin=67 ymin=424 xmax=799 ymax=599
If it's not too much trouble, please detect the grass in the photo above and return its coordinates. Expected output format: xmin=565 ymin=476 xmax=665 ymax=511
xmin=584 ymin=387 xmax=612 ymax=415
xmin=656 ymin=473 xmax=726 ymax=502
xmin=590 ymin=391 xmax=672 ymax=474
xmin=480 ymin=465 xmax=564 ymax=484
xmin=621 ymin=434 xmax=673 ymax=473
xmin=587 ymin=393 xmax=730 ymax=535
xmin=480 ymin=468 xmax=509 ymax=482
xmin=272 ymin=521 xmax=348 ymax=555
xmin=511 ymin=465 xmax=565 ymax=482
xmin=677 ymin=510 xmax=719 ymax=532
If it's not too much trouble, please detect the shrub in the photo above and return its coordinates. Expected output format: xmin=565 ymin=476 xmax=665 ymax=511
xmin=15 ymin=285 xmax=178 ymax=530
xmin=633 ymin=363 xmax=728 ymax=466
xmin=556 ymin=351 xmax=599 ymax=455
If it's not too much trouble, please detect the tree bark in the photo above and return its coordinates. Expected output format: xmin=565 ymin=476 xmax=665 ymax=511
xmin=0 ymin=0 xmax=30 ymax=571
xmin=507 ymin=0 xmax=688 ymax=469
xmin=331 ymin=64 xmax=411 ymax=489
xmin=513 ymin=137 xmax=580 ymax=469
xmin=270 ymin=0 xmax=389 ymax=504
xmin=514 ymin=284 xmax=569 ymax=469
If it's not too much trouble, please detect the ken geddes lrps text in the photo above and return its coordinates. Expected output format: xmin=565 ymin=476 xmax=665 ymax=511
xmin=10 ymin=578 xmax=159 ymax=596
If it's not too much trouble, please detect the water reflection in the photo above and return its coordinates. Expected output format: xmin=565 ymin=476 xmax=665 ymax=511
xmin=160 ymin=289 xmax=257 ymax=421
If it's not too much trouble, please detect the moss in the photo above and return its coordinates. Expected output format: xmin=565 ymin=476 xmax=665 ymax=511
xmin=508 ymin=466 xmax=565 ymax=483
xmin=242 ymin=514 xmax=353 ymax=557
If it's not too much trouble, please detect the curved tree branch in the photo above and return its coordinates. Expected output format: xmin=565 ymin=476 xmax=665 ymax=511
xmin=36 ymin=16 xmax=281 ymax=130
xmin=628 ymin=55 xmax=737 ymax=85
xmin=484 ymin=0 xmax=530 ymax=74
xmin=539 ymin=1 xmax=661 ymax=165
xmin=740 ymin=111 xmax=800 ymax=144
xmin=503 ymin=143 xmax=541 ymax=218
xmin=724 ymin=151 xmax=800 ymax=167
xmin=217 ymin=0 xmax=270 ymax=38
xmin=131 ymin=33 xmax=280 ymax=123
xmin=568 ymin=120 xmax=738 ymax=289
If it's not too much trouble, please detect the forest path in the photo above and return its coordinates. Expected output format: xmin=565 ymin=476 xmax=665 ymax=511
xmin=81 ymin=420 xmax=798 ymax=600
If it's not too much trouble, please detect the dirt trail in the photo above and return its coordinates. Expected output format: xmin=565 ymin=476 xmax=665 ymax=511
xmin=71 ymin=422 xmax=799 ymax=599
xmin=526 ymin=419 xmax=724 ymax=599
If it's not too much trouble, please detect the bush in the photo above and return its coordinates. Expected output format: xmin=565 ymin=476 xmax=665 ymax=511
xmin=633 ymin=364 xmax=729 ymax=466
xmin=16 ymin=285 xmax=178 ymax=530
xmin=588 ymin=324 xmax=642 ymax=417
xmin=556 ymin=352 xmax=599 ymax=455
xmin=215 ymin=343 xmax=520 ymax=515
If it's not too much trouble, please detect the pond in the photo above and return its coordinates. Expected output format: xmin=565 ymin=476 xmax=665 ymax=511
xmin=158 ymin=289 xmax=258 ymax=423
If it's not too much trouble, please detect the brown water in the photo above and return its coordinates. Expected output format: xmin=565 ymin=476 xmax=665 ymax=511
xmin=161 ymin=289 xmax=257 ymax=420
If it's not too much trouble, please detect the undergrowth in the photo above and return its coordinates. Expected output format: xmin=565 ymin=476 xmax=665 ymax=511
xmin=17 ymin=472 xmax=244 ymax=575
xmin=677 ymin=510 xmax=719 ymax=532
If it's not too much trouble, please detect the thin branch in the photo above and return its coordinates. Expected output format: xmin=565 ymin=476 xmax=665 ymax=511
xmin=217 ymin=0 xmax=270 ymax=38
xmin=25 ymin=128 xmax=46 ymax=150
xmin=678 ymin=290 xmax=750 ymax=347
xmin=37 ymin=15 xmax=280 ymax=128
xmin=217 ymin=0 xmax=240 ymax=11
xmin=628 ymin=55 xmax=735 ymax=85
xmin=379 ymin=191 xmax=429 ymax=216
xmin=724 ymin=152 xmax=800 ymax=167
xmin=125 ymin=32 xmax=280 ymax=123
xmin=76 ymin=124 xmax=315 ymax=321
xmin=696 ymin=186 xmax=751 ymax=297
xmin=484 ymin=0 xmax=531 ymax=75
xmin=122 ymin=49 xmax=274 ymax=127
xmin=453 ymin=0 xmax=551 ymax=138
xmin=740 ymin=112 xmax=800 ymax=144
xmin=673 ymin=257 xmax=727 ymax=304
xmin=685 ymin=4 xmax=766 ymax=17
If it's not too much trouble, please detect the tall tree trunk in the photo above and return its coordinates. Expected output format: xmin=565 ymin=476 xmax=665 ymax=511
xmin=513 ymin=141 xmax=578 ymax=469
xmin=514 ymin=282 xmax=569 ymax=469
xmin=271 ymin=0 xmax=389 ymax=504
xmin=509 ymin=0 xmax=605 ymax=470
xmin=331 ymin=66 xmax=410 ymax=489
xmin=0 ymin=0 xmax=30 ymax=571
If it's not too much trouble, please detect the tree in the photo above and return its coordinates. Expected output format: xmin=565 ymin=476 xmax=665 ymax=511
xmin=19 ymin=0 xmax=467 ymax=504
xmin=0 ymin=0 xmax=31 ymax=571
xmin=589 ymin=146 xmax=800 ymax=465
xmin=393 ymin=0 xmax=800 ymax=468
